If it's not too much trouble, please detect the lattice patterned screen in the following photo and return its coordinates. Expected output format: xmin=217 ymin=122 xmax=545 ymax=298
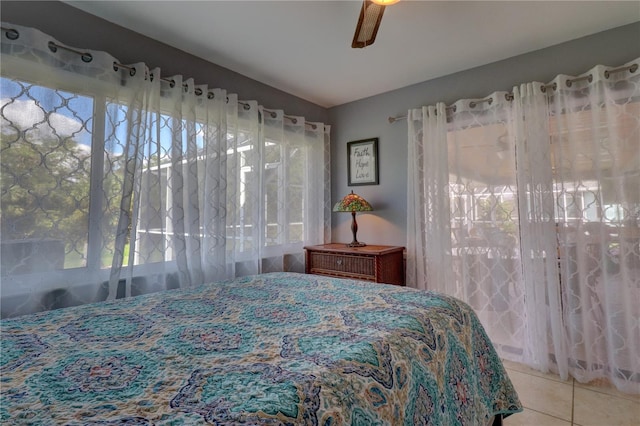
xmin=2 ymin=79 xmax=100 ymax=274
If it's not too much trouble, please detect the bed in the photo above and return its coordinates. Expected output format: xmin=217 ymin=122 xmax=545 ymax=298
xmin=1 ymin=272 xmax=522 ymax=424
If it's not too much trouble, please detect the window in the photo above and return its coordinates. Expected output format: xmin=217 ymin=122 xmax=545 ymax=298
xmin=1 ymin=74 xmax=327 ymax=296
xmin=1 ymin=77 xmax=95 ymax=275
xmin=0 ymin=77 xmax=183 ymax=281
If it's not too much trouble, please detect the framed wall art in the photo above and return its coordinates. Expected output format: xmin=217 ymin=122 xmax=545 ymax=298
xmin=347 ymin=138 xmax=379 ymax=186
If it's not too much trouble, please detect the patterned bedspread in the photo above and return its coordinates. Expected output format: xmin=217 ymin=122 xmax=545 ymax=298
xmin=1 ymin=272 xmax=522 ymax=425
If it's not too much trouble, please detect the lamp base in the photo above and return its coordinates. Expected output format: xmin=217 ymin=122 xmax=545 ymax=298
xmin=347 ymin=211 xmax=366 ymax=248
xmin=347 ymin=242 xmax=366 ymax=248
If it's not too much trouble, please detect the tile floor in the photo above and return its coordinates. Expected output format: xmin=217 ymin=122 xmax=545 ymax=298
xmin=501 ymin=360 xmax=640 ymax=425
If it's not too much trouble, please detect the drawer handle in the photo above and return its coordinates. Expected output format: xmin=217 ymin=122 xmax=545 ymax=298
xmin=336 ymin=259 xmax=343 ymax=266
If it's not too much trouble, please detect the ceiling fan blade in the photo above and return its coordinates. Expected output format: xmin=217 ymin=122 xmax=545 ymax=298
xmin=352 ymin=0 xmax=386 ymax=48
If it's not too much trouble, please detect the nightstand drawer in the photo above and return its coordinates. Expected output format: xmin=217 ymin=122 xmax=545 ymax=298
xmin=309 ymin=252 xmax=375 ymax=277
xmin=304 ymin=243 xmax=405 ymax=286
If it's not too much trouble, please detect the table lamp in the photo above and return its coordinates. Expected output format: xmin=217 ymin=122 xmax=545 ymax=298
xmin=333 ymin=190 xmax=373 ymax=247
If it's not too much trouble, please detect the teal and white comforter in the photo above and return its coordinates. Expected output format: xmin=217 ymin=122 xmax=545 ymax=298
xmin=1 ymin=272 xmax=522 ymax=424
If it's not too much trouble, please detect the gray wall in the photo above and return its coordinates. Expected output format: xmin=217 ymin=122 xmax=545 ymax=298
xmin=328 ymin=22 xmax=640 ymax=247
xmin=1 ymin=1 xmax=328 ymax=123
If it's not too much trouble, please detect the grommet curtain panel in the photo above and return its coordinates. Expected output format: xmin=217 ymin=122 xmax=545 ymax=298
xmin=407 ymin=58 xmax=639 ymax=393
xmin=0 ymin=23 xmax=330 ymax=317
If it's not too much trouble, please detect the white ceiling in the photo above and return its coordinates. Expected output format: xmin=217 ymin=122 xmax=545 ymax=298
xmin=65 ymin=1 xmax=639 ymax=108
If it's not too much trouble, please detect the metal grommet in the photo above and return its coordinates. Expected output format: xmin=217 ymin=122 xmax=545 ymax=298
xmin=169 ymin=79 xmax=176 ymax=88
xmin=244 ymin=103 xmax=250 ymax=110
xmin=566 ymin=79 xmax=572 ymax=87
xmin=630 ymin=64 xmax=638 ymax=73
xmin=195 ymin=88 xmax=203 ymax=96
xmin=81 ymin=52 xmax=93 ymax=63
xmin=291 ymin=118 xmax=298 ymax=124
xmin=207 ymin=92 xmax=214 ymax=99
xmin=48 ymin=41 xmax=58 ymax=53
xmin=451 ymin=105 xmax=457 ymax=113
xmin=587 ymin=74 xmax=593 ymax=83
xmin=5 ymin=29 xmax=19 ymax=40
xmin=488 ymin=97 xmax=493 ymax=105
xmin=469 ymin=101 xmax=477 ymax=108
xmin=552 ymin=82 xmax=557 ymax=91
xmin=113 ymin=62 xmax=119 ymax=72
xmin=129 ymin=67 xmax=136 ymax=77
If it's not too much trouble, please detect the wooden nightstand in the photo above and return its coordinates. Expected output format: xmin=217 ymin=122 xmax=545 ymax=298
xmin=304 ymin=243 xmax=405 ymax=286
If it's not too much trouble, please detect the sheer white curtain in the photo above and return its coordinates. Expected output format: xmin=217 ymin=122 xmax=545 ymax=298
xmin=511 ymin=82 xmax=568 ymax=378
xmin=407 ymin=58 xmax=639 ymax=393
xmin=0 ymin=23 xmax=330 ymax=318
xmin=408 ymin=94 xmax=529 ymax=364
xmin=407 ymin=104 xmax=453 ymax=294
xmin=247 ymin=107 xmax=329 ymax=275
xmin=547 ymin=62 xmax=639 ymax=392
xmin=128 ymin=77 xmax=236 ymax=297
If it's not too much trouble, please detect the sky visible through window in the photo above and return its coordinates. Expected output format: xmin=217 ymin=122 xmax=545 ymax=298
xmin=1 ymin=77 xmax=93 ymax=147
xmin=0 ymin=77 xmax=187 ymax=157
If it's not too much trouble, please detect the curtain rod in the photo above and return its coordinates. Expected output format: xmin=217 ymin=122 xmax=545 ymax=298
xmin=2 ymin=26 xmax=320 ymax=127
xmin=36 ymin=35 xmax=256 ymax=111
xmin=110 ymin=60 xmax=257 ymax=111
xmin=262 ymin=107 xmax=318 ymax=129
xmin=387 ymin=63 xmax=638 ymax=124
xmin=110 ymin=61 xmax=251 ymax=110
xmin=96 ymin=56 xmax=316 ymax=127
xmin=111 ymin=61 xmax=317 ymax=128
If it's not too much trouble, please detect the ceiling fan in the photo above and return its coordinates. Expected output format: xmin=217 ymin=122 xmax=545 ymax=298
xmin=352 ymin=0 xmax=400 ymax=48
